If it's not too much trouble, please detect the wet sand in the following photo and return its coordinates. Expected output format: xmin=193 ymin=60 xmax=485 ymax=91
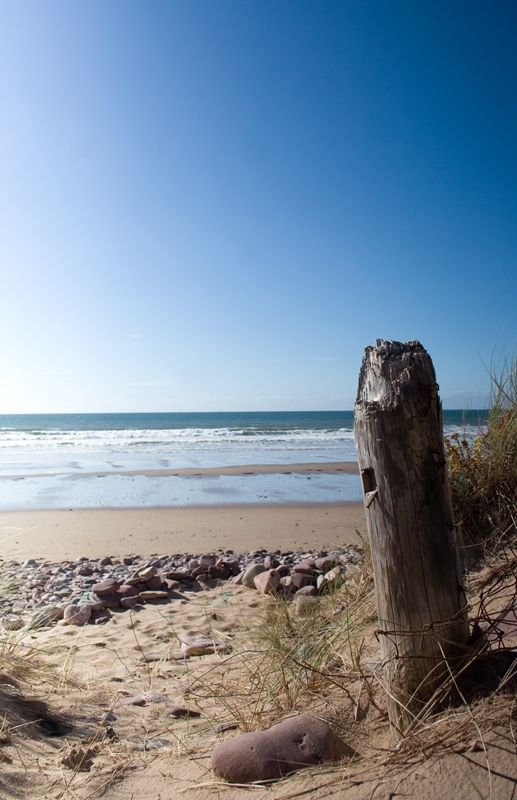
xmin=2 ymin=460 xmax=358 ymax=480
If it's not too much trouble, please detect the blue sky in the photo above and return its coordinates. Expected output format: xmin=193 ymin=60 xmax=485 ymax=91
xmin=0 ymin=0 xmax=515 ymax=412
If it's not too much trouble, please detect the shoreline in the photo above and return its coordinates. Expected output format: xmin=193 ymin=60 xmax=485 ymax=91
xmin=2 ymin=460 xmax=358 ymax=480
xmin=0 ymin=501 xmax=367 ymax=561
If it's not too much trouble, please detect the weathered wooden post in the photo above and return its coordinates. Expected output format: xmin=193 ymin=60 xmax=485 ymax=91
xmin=354 ymin=340 xmax=469 ymax=735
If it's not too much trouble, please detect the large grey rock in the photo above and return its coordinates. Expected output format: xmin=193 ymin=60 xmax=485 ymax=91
xmin=211 ymin=715 xmax=349 ymax=782
xmin=241 ymin=563 xmax=266 ymax=589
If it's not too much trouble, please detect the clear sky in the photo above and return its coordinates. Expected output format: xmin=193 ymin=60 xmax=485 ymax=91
xmin=0 ymin=0 xmax=515 ymax=413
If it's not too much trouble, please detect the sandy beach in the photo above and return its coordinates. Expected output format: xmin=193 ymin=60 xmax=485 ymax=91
xmin=1 ymin=515 xmax=514 ymax=800
xmin=0 ymin=467 xmax=514 ymax=800
xmin=1 ymin=448 xmax=513 ymax=800
xmin=0 ymin=501 xmax=366 ymax=561
xmin=0 ymin=460 xmax=364 ymax=560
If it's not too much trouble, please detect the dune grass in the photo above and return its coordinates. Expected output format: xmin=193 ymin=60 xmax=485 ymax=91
xmin=445 ymin=356 xmax=516 ymax=556
xmin=185 ymin=552 xmax=377 ymax=735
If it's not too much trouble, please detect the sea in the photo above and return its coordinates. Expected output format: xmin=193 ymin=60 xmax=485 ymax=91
xmin=0 ymin=410 xmax=487 ymax=511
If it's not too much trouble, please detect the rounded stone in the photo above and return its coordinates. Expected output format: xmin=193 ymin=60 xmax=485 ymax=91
xmin=241 ymin=563 xmax=266 ymax=589
xmin=120 ymin=596 xmax=140 ymax=610
xmin=94 ymin=593 xmax=121 ymax=609
xmin=135 ymin=566 xmax=157 ymax=581
xmin=117 ymin=584 xmax=139 ymax=599
xmin=211 ymin=715 xmax=350 ymax=783
xmin=253 ymin=569 xmax=280 ymax=594
xmin=295 ymin=585 xmax=318 ymax=596
xmin=138 ymin=590 xmax=169 ymax=602
xmin=145 ymin=575 xmax=163 ymax=591
xmin=63 ymin=603 xmax=92 ymax=626
xmin=199 ymin=554 xmax=217 ymax=568
xmin=92 ymin=579 xmax=120 ymax=596
xmin=291 ymin=572 xmax=316 ymax=590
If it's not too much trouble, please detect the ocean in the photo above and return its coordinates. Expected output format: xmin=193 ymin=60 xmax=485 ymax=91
xmin=0 ymin=410 xmax=487 ymax=511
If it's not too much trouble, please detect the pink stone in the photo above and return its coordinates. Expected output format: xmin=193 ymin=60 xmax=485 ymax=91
xmin=120 ymin=596 xmax=139 ymax=610
xmin=253 ymin=569 xmax=280 ymax=594
xmin=95 ymin=593 xmax=120 ymax=609
xmin=241 ymin=563 xmax=266 ymax=588
xmin=211 ymin=715 xmax=350 ymax=783
xmin=295 ymin=585 xmax=318 ymax=596
xmin=92 ymin=579 xmax=120 ymax=596
xmin=138 ymin=590 xmax=169 ymax=602
xmin=117 ymin=584 xmax=139 ymax=599
xmin=291 ymin=572 xmax=315 ymax=590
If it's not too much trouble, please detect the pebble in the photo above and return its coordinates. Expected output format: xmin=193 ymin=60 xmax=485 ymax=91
xmin=0 ymin=544 xmax=363 ymax=632
xmin=144 ymin=738 xmax=171 ymax=751
xmin=92 ymin=579 xmax=120 ymax=596
xmin=120 ymin=596 xmax=140 ymax=610
xmin=138 ymin=590 xmax=169 ymax=602
xmin=179 ymin=634 xmax=232 ymax=656
xmin=63 ymin=603 xmax=92 ymax=626
xmin=116 ymin=691 xmax=168 ymax=707
xmin=116 ymin=694 xmax=147 ymax=707
xmin=165 ymin=705 xmax=201 ymax=718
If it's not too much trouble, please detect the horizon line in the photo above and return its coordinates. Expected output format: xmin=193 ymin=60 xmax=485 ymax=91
xmin=0 ymin=407 xmax=490 ymax=416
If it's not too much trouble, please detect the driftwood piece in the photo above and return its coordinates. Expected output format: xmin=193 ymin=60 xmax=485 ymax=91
xmin=354 ymin=340 xmax=469 ymax=734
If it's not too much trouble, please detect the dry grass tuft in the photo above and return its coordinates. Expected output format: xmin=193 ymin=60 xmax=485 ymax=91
xmin=0 ymin=575 xmax=83 ymax=752
xmin=446 ymin=355 xmax=517 ymax=557
xmin=184 ymin=550 xmax=378 ymax=733
xmin=185 ymin=534 xmax=515 ymax=797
